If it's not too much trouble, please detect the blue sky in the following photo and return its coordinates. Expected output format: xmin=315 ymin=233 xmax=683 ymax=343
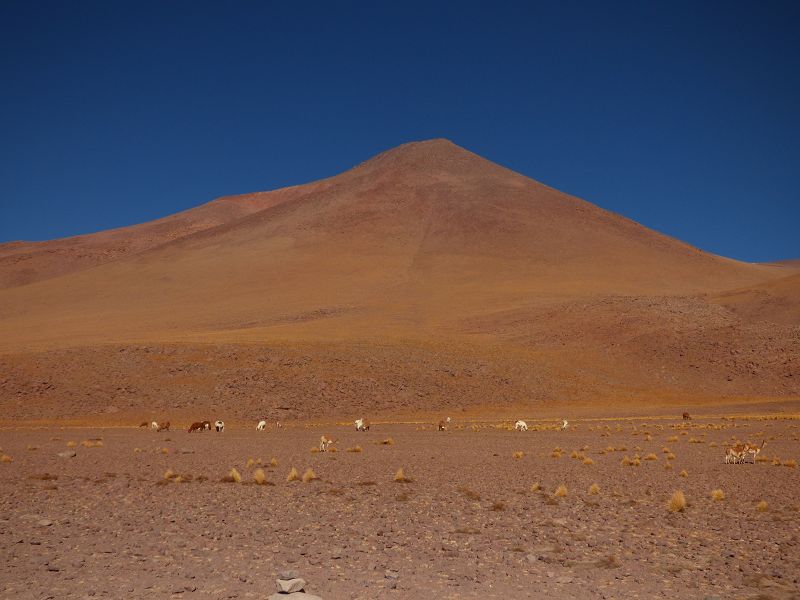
xmin=1 ymin=1 xmax=798 ymax=262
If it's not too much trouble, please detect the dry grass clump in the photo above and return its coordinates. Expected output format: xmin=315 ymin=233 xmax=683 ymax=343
xmin=621 ymin=456 xmax=632 ymax=466
xmin=30 ymin=472 xmax=58 ymax=481
xmin=530 ymin=482 xmax=541 ymax=493
xmin=665 ymin=462 xmax=674 ymax=470
xmin=665 ymin=452 xmax=676 ymax=460
xmin=163 ymin=469 xmax=175 ymax=480
xmin=680 ymin=431 xmax=688 ymax=436
xmin=66 ymin=441 xmax=77 ymax=448
xmin=605 ymin=446 xmax=615 ymax=453
xmin=347 ymin=446 xmax=363 ymax=453
xmin=286 ymin=467 xmax=300 ymax=482
xmin=757 ymin=500 xmax=768 ymax=512
xmin=394 ymin=468 xmax=412 ymax=483
xmin=81 ymin=439 xmax=104 ymax=448
xmin=551 ymin=450 xmax=563 ymax=458
xmin=583 ymin=457 xmax=594 ymax=465
xmin=644 ymin=453 xmax=658 ymax=461
xmin=513 ymin=451 xmax=524 ymax=459
xmin=459 ymin=486 xmax=481 ymax=500
xmin=668 ymin=490 xmax=687 ymax=512
xmin=270 ymin=458 xmax=278 ymax=467
xmin=588 ymin=483 xmax=600 ymax=495
xmin=662 ymin=446 xmax=671 ymax=453
xmin=246 ymin=458 xmax=256 ymax=468
xmin=783 ymin=459 xmax=797 ymax=468
xmin=302 ymin=468 xmax=317 ymax=483
xmin=667 ymin=436 xmax=678 ymax=442
xmin=380 ymin=438 xmax=395 ymax=446
xmin=554 ymin=484 xmax=568 ymax=497
xmin=310 ymin=447 xmax=320 ymax=454
xmin=133 ymin=447 xmax=142 ymax=453
xmin=772 ymin=458 xmax=781 ymax=466
xmin=710 ymin=489 xmax=725 ymax=501
xmin=570 ymin=450 xmax=579 ymax=459
xmin=1 ymin=454 xmax=13 ymax=463
xmin=27 ymin=445 xmax=39 ymax=451
xmin=709 ymin=441 xmax=718 ymax=448
xmin=253 ymin=468 xmax=268 ymax=485
xmin=490 ymin=501 xmax=506 ymax=511
xmin=679 ymin=469 xmax=688 ymax=478
xmin=755 ymin=455 xmax=770 ymax=463
xmin=221 ymin=468 xmax=242 ymax=483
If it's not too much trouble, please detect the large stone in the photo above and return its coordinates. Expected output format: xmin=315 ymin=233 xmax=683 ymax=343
xmin=58 ymin=450 xmax=77 ymax=458
xmin=276 ymin=578 xmax=306 ymax=593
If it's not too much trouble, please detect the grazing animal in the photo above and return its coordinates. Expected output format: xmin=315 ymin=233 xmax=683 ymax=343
xmin=438 ymin=416 xmax=451 ymax=431
xmin=188 ymin=422 xmax=204 ymax=433
xmin=215 ymin=420 xmax=224 ymax=433
xmin=201 ymin=421 xmax=211 ymax=431
xmin=354 ymin=418 xmax=370 ymax=431
xmin=157 ymin=421 xmax=170 ymax=432
xmin=515 ymin=420 xmax=528 ymax=431
xmin=725 ymin=445 xmax=747 ymax=464
xmin=150 ymin=421 xmax=158 ymax=430
xmin=560 ymin=419 xmax=569 ymax=431
xmin=139 ymin=422 xmax=149 ymax=428
xmin=745 ymin=440 xmax=766 ymax=463
xmin=682 ymin=412 xmax=691 ymax=420
xmin=276 ymin=421 xmax=282 ymax=428
xmin=319 ymin=435 xmax=335 ymax=452
xmin=257 ymin=420 xmax=267 ymax=431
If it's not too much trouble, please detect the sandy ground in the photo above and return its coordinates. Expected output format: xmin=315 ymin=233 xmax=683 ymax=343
xmin=2 ymin=415 xmax=799 ymax=599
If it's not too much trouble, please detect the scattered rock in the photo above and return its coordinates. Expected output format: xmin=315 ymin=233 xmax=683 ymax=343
xmin=268 ymin=594 xmax=322 ymax=600
xmin=37 ymin=519 xmax=53 ymax=527
xmin=278 ymin=569 xmax=301 ymax=580
xmin=58 ymin=450 xmax=77 ymax=458
xmin=178 ymin=448 xmax=194 ymax=454
xmin=276 ymin=578 xmax=306 ymax=593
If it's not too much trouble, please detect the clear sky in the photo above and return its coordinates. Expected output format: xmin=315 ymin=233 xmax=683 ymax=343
xmin=1 ymin=1 xmax=798 ymax=262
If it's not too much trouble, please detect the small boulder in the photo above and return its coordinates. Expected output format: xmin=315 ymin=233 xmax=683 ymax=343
xmin=268 ymin=594 xmax=322 ymax=600
xmin=276 ymin=578 xmax=306 ymax=593
xmin=57 ymin=450 xmax=77 ymax=458
xmin=278 ymin=569 xmax=301 ymax=580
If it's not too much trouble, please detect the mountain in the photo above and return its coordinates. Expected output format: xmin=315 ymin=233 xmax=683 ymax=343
xmin=0 ymin=139 xmax=797 ymax=422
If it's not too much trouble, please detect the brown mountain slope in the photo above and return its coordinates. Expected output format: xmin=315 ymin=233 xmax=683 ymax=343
xmin=0 ymin=139 xmax=796 ymax=421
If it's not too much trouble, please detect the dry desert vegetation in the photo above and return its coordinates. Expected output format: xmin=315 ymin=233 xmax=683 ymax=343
xmin=1 ymin=140 xmax=799 ymax=598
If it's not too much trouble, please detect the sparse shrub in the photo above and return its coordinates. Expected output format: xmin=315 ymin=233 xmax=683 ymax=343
xmin=711 ymin=489 xmax=725 ymax=501
xmin=554 ymin=484 xmax=568 ymax=497
xmin=1 ymin=454 xmax=12 ymax=463
xmin=222 ymin=468 xmax=242 ymax=483
xmin=490 ymin=501 xmax=506 ymax=511
xmin=757 ymin=500 xmax=768 ymax=512
xmin=286 ymin=467 xmax=299 ymax=482
xmin=783 ymin=459 xmax=797 ymax=468
xmin=513 ymin=451 xmax=524 ymax=459
xmin=679 ymin=470 xmax=688 ymax=477
xmin=253 ymin=468 xmax=267 ymax=485
xmin=644 ymin=453 xmax=658 ymax=461
xmin=458 ymin=486 xmax=481 ymax=500
xmin=668 ymin=490 xmax=687 ymax=512
xmin=347 ymin=446 xmax=363 ymax=453
xmin=588 ymin=483 xmax=600 ymax=495
xmin=583 ymin=457 xmax=594 ymax=465
xmin=394 ymin=468 xmax=411 ymax=483
xmin=381 ymin=438 xmax=395 ymax=446
xmin=302 ymin=468 xmax=317 ymax=483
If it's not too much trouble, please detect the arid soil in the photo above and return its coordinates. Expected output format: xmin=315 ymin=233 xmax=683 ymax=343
xmin=2 ymin=415 xmax=799 ymax=599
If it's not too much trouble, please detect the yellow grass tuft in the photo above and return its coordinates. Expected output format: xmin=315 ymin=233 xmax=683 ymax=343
xmin=133 ymin=447 xmax=142 ymax=453
xmin=347 ymin=446 xmax=363 ymax=453
xmin=772 ymin=458 xmax=781 ymax=466
xmin=551 ymin=450 xmax=562 ymax=458
xmin=588 ymin=483 xmax=600 ymax=495
xmin=710 ymin=489 xmax=725 ymax=501
xmin=554 ymin=484 xmax=568 ymax=497
xmin=644 ymin=453 xmax=658 ymax=461
xmin=665 ymin=462 xmax=673 ymax=470
xmin=287 ymin=467 xmax=300 ymax=482
xmin=270 ymin=458 xmax=278 ymax=467
xmin=679 ymin=469 xmax=688 ymax=477
xmin=310 ymin=447 xmax=319 ymax=454
xmin=757 ymin=500 xmax=768 ymax=512
xmin=530 ymin=482 xmax=541 ymax=493
xmin=381 ymin=438 xmax=395 ymax=446
xmin=570 ymin=450 xmax=579 ymax=459
xmin=163 ymin=469 xmax=175 ymax=480
xmin=583 ymin=457 xmax=594 ymax=465
xmin=662 ymin=447 xmax=671 ymax=453
xmin=632 ymin=457 xmax=641 ymax=467
xmin=66 ymin=441 xmax=77 ymax=448
xmin=302 ymin=468 xmax=317 ymax=483
xmin=513 ymin=451 xmax=524 ymax=459
xmin=1 ymin=454 xmax=12 ymax=463
xmin=668 ymin=490 xmax=687 ymax=512
xmin=246 ymin=458 xmax=255 ymax=468
xmin=81 ymin=439 xmax=103 ymax=448
xmin=161 ymin=447 xmax=169 ymax=454
xmin=783 ymin=459 xmax=797 ymax=468
xmin=621 ymin=456 xmax=632 ymax=466
xmin=253 ymin=468 xmax=267 ymax=485
xmin=666 ymin=453 xmax=676 ymax=460
xmin=394 ymin=468 xmax=411 ymax=483
xmin=667 ymin=436 xmax=678 ymax=442
xmin=222 ymin=468 xmax=242 ymax=483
